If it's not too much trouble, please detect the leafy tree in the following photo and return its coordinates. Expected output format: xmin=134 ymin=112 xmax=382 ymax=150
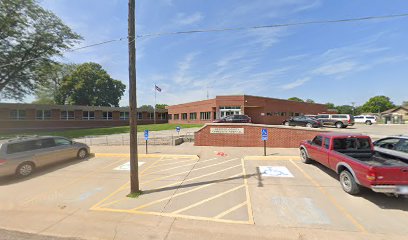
xmin=155 ymin=104 xmax=168 ymax=109
xmin=33 ymin=62 xmax=77 ymax=104
xmin=305 ymin=99 xmax=315 ymax=103
xmin=361 ymin=96 xmax=395 ymax=113
xmin=336 ymin=105 xmax=354 ymax=114
xmin=139 ymin=105 xmax=154 ymax=110
xmin=56 ymin=63 xmax=126 ymax=107
xmin=288 ymin=97 xmax=304 ymax=102
xmin=325 ymin=102 xmax=336 ymax=109
xmin=0 ymin=0 xmax=81 ymax=100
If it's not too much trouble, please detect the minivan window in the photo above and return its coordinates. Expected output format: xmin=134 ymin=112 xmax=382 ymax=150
xmin=6 ymin=140 xmax=37 ymax=154
xmin=54 ymin=138 xmax=71 ymax=146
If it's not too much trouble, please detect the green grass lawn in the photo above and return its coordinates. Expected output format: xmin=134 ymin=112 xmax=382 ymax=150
xmin=0 ymin=123 xmax=203 ymax=139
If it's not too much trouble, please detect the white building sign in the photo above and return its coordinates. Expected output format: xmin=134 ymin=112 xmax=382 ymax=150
xmin=259 ymin=166 xmax=294 ymax=178
xmin=210 ymin=128 xmax=244 ymax=134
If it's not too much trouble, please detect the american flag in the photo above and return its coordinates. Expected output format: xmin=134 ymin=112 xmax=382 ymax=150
xmin=155 ymin=85 xmax=162 ymax=92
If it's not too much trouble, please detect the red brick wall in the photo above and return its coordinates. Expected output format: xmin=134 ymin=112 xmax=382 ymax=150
xmin=195 ymin=124 xmax=327 ymax=148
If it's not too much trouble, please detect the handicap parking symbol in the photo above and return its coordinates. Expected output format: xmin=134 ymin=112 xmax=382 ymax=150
xmin=258 ymin=166 xmax=294 ymax=178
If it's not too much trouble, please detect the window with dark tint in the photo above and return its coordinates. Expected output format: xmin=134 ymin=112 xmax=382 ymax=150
xmin=332 ymin=115 xmax=347 ymax=119
xmin=312 ymin=136 xmax=323 ymax=146
xmin=324 ymin=138 xmax=330 ymax=149
xmin=374 ymin=138 xmax=400 ymax=149
xmin=366 ymin=116 xmax=375 ymax=119
xmin=41 ymin=138 xmax=56 ymax=148
xmin=333 ymin=138 xmax=371 ymax=151
xmin=6 ymin=140 xmax=39 ymax=154
xmin=182 ymin=113 xmax=187 ymax=120
xmin=317 ymin=115 xmax=329 ymax=119
xmin=396 ymin=139 xmax=408 ymax=153
xmin=190 ymin=113 xmax=197 ymax=120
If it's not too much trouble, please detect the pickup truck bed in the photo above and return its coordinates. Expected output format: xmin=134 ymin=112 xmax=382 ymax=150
xmin=339 ymin=151 xmax=408 ymax=167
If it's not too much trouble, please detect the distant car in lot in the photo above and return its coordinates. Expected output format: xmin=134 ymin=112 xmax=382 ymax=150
xmin=373 ymin=136 xmax=408 ymax=160
xmin=282 ymin=116 xmax=322 ymax=128
xmin=213 ymin=115 xmax=251 ymax=123
xmin=0 ymin=136 xmax=90 ymax=177
xmin=354 ymin=115 xmax=377 ymax=125
xmin=316 ymin=114 xmax=355 ymax=128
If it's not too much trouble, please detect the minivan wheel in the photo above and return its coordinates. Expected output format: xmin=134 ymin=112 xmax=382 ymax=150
xmin=77 ymin=148 xmax=88 ymax=159
xmin=335 ymin=122 xmax=344 ymax=129
xmin=16 ymin=162 xmax=34 ymax=177
xmin=339 ymin=170 xmax=360 ymax=195
xmin=365 ymin=120 xmax=372 ymax=125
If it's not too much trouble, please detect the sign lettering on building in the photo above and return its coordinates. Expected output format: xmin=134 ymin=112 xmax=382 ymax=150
xmin=210 ymin=128 xmax=244 ymax=134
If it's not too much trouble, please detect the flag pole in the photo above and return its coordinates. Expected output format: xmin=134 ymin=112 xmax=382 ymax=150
xmin=154 ymin=83 xmax=156 ymax=124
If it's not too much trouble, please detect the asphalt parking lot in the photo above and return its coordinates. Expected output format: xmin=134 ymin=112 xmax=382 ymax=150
xmin=0 ymin=145 xmax=407 ymax=240
xmin=322 ymin=123 xmax=407 ymax=139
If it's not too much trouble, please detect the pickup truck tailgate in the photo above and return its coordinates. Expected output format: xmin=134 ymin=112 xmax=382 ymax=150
xmin=373 ymin=166 xmax=408 ymax=185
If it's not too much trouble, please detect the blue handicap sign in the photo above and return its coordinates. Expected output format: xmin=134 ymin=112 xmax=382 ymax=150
xmin=144 ymin=130 xmax=149 ymax=140
xmin=261 ymin=128 xmax=268 ymax=141
xmin=176 ymin=126 xmax=181 ymax=132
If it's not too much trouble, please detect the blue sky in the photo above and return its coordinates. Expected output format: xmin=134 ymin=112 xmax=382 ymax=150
xmin=35 ymin=0 xmax=408 ymax=107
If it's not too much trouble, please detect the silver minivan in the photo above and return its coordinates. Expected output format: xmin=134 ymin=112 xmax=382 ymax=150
xmin=0 ymin=136 xmax=90 ymax=177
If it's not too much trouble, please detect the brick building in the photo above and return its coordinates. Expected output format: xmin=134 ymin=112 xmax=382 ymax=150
xmin=0 ymin=103 xmax=168 ymax=132
xmin=167 ymin=95 xmax=328 ymax=125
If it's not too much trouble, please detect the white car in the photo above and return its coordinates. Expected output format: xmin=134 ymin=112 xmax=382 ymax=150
xmin=354 ymin=115 xmax=377 ymax=125
xmin=373 ymin=136 xmax=408 ymax=160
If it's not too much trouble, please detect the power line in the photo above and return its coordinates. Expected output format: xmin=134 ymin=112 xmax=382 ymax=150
xmin=0 ymin=37 xmax=127 ymax=68
xmin=1 ymin=13 xmax=408 ymax=68
xmin=136 ymin=13 xmax=408 ymax=38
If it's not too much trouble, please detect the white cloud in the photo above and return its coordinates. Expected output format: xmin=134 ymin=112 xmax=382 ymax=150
xmin=313 ymin=61 xmax=358 ymax=76
xmin=281 ymin=77 xmax=310 ymax=90
xmin=174 ymin=52 xmax=200 ymax=84
xmin=173 ymin=12 xmax=203 ymax=26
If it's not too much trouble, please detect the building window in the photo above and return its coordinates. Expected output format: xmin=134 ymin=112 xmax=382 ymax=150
xmin=168 ymin=114 xmax=172 ymax=120
xmin=181 ymin=113 xmax=187 ymax=120
xmin=10 ymin=110 xmax=26 ymax=120
xmin=200 ymin=112 xmax=211 ymax=120
xmin=219 ymin=106 xmax=241 ymax=118
xmin=158 ymin=113 xmax=166 ymax=120
xmin=36 ymin=110 xmax=51 ymax=120
xmin=137 ymin=112 xmax=143 ymax=120
xmin=60 ymin=111 xmax=74 ymax=120
xmin=82 ymin=111 xmax=95 ymax=120
xmin=190 ymin=112 xmax=197 ymax=120
xmin=103 ymin=111 xmax=113 ymax=120
xmin=120 ymin=112 xmax=129 ymax=120
xmin=174 ymin=114 xmax=179 ymax=120
xmin=148 ymin=112 xmax=154 ymax=119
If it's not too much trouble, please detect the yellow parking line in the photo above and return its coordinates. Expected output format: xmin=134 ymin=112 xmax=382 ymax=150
xmin=172 ymin=185 xmax=245 ymax=214
xmin=148 ymin=158 xmax=199 ymax=169
xmin=23 ymin=157 xmax=127 ymax=206
xmin=95 ymin=153 xmax=199 ymax=159
xmin=141 ymin=158 xmax=239 ymax=186
xmin=243 ymin=156 xmax=300 ymax=161
xmin=91 ymin=156 xmax=164 ymax=210
xmin=156 ymin=164 xmax=242 ymax=190
xmin=144 ymin=158 xmax=217 ymax=175
xmin=214 ymin=201 xmax=247 ymax=219
xmin=93 ymin=207 xmax=250 ymax=225
xmin=132 ymin=173 xmax=242 ymax=211
xmin=241 ymin=157 xmax=255 ymax=225
xmin=289 ymin=159 xmax=367 ymax=233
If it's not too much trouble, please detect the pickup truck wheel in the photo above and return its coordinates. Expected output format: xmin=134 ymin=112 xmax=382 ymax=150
xmin=300 ymin=148 xmax=312 ymax=164
xmin=335 ymin=122 xmax=344 ymax=129
xmin=339 ymin=170 xmax=360 ymax=195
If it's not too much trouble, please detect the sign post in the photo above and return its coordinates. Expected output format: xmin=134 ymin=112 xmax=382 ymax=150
xmin=144 ymin=130 xmax=149 ymax=154
xmin=176 ymin=126 xmax=181 ymax=136
xmin=261 ymin=128 xmax=268 ymax=156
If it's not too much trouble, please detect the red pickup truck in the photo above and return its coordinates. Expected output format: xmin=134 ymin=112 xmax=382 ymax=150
xmin=300 ymin=132 xmax=408 ymax=196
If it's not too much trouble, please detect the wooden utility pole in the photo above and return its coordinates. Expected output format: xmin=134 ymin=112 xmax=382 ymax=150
xmin=128 ymin=0 xmax=139 ymax=193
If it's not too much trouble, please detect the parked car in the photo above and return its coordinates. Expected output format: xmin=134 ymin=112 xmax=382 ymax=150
xmin=373 ymin=136 xmax=408 ymax=160
xmin=213 ymin=115 xmax=251 ymax=123
xmin=316 ymin=114 xmax=355 ymax=128
xmin=354 ymin=115 xmax=377 ymax=125
xmin=0 ymin=136 xmax=90 ymax=177
xmin=300 ymin=133 xmax=408 ymax=196
xmin=282 ymin=116 xmax=322 ymax=128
